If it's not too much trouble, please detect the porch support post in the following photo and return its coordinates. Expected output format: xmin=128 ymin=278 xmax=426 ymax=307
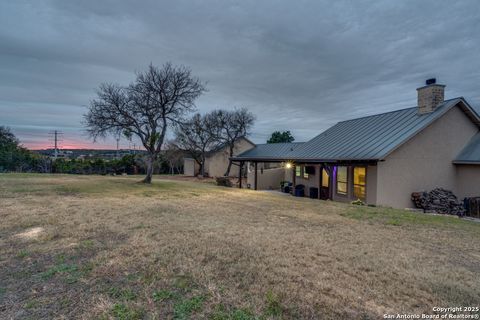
xmin=238 ymin=161 xmax=243 ymax=189
xmin=328 ymin=165 xmax=334 ymax=199
xmin=318 ymin=164 xmax=322 ymax=199
xmin=292 ymin=164 xmax=296 ymax=189
xmin=254 ymin=161 xmax=258 ymax=190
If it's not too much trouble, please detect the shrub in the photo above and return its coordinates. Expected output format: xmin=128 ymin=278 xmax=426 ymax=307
xmin=216 ymin=177 xmax=233 ymax=187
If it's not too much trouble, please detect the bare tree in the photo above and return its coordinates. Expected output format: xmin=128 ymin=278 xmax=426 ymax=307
xmin=163 ymin=141 xmax=185 ymax=174
xmin=212 ymin=108 xmax=255 ymax=176
xmin=174 ymin=112 xmax=220 ymax=177
xmin=84 ymin=63 xmax=206 ymax=183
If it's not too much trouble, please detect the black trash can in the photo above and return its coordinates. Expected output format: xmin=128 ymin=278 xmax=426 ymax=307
xmin=294 ymin=184 xmax=305 ymax=197
xmin=281 ymin=181 xmax=289 ymax=192
xmin=283 ymin=182 xmax=292 ymax=193
xmin=309 ymin=187 xmax=319 ymax=199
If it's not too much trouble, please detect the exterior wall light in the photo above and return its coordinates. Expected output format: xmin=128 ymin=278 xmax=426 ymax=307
xmin=285 ymin=162 xmax=293 ymax=169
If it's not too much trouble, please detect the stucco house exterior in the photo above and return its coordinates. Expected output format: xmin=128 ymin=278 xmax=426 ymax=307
xmin=184 ymin=137 xmax=255 ymax=177
xmin=232 ymin=80 xmax=480 ymax=209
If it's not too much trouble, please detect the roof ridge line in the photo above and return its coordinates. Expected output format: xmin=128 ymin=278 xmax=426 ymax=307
xmin=337 ymin=97 xmax=462 ymax=124
xmin=254 ymin=142 xmax=304 ymax=146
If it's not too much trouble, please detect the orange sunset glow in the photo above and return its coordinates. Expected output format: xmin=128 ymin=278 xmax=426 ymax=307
xmin=20 ymin=135 xmax=136 ymax=151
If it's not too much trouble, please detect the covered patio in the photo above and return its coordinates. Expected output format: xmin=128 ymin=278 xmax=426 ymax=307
xmin=231 ymin=156 xmax=377 ymax=204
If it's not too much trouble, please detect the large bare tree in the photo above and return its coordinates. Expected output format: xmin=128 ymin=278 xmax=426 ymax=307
xmin=174 ymin=112 xmax=220 ymax=177
xmin=212 ymin=108 xmax=255 ymax=176
xmin=84 ymin=63 xmax=205 ymax=183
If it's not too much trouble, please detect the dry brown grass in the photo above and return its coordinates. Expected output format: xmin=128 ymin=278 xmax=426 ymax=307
xmin=0 ymin=174 xmax=479 ymax=319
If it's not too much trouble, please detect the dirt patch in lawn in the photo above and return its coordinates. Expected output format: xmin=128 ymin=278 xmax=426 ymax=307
xmin=14 ymin=227 xmax=45 ymax=240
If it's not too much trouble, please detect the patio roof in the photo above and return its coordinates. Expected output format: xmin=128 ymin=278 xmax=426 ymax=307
xmin=232 ymin=142 xmax=303 ymax=162
xmin=454 ymin=132 xmax=480 ymax=165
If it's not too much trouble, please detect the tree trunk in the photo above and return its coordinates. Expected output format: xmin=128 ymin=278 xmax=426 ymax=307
xmin=142 ymin=154 xmax=155 ymax=183
xmin=224 ymin=146 xmax=235 ymax=176
xmin=200 ymin=155 xmax=206 ymax=177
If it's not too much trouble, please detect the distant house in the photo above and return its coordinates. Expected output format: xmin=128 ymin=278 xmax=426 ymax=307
xmin=184 ymin=137 xmax=255 ymax=177
xmin=232 ymin=80 xmax=480 ymax=209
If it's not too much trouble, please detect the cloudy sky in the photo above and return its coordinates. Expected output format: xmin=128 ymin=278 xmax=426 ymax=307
xmin=1 ymin=1 xmax=480 ymax=149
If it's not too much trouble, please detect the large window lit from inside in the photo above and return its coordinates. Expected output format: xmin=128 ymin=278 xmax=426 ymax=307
xmin=321 ymin=168 xmax=329 ymax=188
xmin=336 ymin=166 xmax=347 ymax=195
xmin=354 ymin=167 xmax=366 ymax=200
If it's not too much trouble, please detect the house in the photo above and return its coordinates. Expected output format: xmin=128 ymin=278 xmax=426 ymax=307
xmin=231 ymin=79 xmax=480 ymax=209
xmin=184 ymin=137 xmax=255 ymax=177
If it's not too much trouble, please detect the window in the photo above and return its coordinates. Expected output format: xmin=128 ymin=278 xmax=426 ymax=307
xmin=303 ymin=166 xmax=309 ymax=179
xmin=336 ymin=166 xmax=348 ymax=195
xmin=295 ymin=165 xmax=301 ymax=177
xmin=321 ymin=168 xmax=329 ymax=188
xmin=353 ymin=167 xmax=366 ymax=200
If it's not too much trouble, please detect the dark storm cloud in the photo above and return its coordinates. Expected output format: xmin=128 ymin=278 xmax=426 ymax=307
xmin=1 ymin=0 xmax=480 ymax=148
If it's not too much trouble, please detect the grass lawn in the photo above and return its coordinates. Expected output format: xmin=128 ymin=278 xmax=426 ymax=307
xmin=0 ymin=174 xmax=479 ymax=319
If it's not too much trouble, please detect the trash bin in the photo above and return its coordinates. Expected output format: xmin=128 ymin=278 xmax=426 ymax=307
xmin=283 ymin=182 xmax=292 ymax=193
xmin=294 ymin=184 xmax=305 ymax=197
xmin=464 ymin=197 xmax=480 ymax=218
xmin=309 ymin=187 xmax=318 ymax=199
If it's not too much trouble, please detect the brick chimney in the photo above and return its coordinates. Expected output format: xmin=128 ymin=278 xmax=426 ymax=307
xmin=417 ymin=78 xmax=445 ymax=114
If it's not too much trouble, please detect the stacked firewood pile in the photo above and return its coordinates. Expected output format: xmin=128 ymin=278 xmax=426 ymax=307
xmin=411 ymin=188 xmax=465 ymax=216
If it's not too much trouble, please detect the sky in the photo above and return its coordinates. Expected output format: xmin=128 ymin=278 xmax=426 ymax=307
xmin=1 ymin=1 xmax=480 ymax=150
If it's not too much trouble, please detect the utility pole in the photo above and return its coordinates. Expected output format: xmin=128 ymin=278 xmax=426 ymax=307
xmin=54 ymin=130 xmax=59 ymax=159
xmin=116 ymin=136 xmax=120 ymax=159
xmin=48 ymin=130 xmax=63 ymax=159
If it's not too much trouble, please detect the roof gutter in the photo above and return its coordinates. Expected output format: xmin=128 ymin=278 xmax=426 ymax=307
xmin=231 ymin=157 xmax=378 ymax=164
xmin=452 ymin=160 xmax=480 ymax=165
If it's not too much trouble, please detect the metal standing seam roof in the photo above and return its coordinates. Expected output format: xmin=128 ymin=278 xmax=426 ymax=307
xmin=454 ymin=132 xmax=480 ymax=164
xmin=233 ymin=98 xmax=480 ymax=162
xmin=234 ymin=142 xmax=303 ymax=160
